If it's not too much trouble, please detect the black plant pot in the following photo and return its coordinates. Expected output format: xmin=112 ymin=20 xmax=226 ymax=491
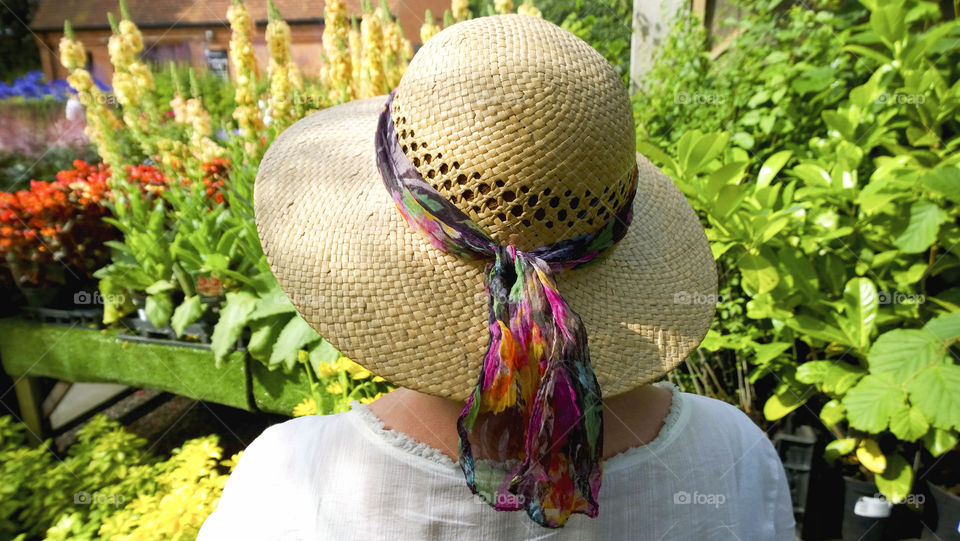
xmin=922 ymin=483 xmax=960 ymax=540
xmin=843 ymin=476 xmax=891 ymax=540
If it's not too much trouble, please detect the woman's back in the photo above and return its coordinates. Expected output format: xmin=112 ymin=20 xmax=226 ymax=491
xmin=197 ymin=382 xmax=795 ymax=540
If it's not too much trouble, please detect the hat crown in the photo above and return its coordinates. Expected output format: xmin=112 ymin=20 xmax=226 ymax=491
xmin=391 ymin=14 xmax=636 ymax=251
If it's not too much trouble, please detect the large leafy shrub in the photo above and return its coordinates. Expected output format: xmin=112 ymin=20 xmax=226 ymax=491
xmin=634 ymin=0 xmax=959 ymax=501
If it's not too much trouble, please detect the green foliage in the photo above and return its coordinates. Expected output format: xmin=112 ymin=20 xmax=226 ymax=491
xmin=0 ymin=414 xmax=240 ymax=540
xmin=637 ymin=0 xmax=960 ymax=501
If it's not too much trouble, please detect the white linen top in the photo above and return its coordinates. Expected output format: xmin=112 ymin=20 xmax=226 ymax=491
xmin=198 ymin=382 xmax=796 ymax=540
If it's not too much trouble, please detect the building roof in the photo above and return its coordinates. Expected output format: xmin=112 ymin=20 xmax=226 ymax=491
xmin=30 ymin=0 xmax=433 ymax=31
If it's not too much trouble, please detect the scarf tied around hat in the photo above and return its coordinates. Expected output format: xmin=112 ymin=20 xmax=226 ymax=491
xmin=374 ymin=89 xmax=639 ymax=528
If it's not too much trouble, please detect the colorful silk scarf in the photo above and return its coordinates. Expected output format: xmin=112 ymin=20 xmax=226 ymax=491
xmin=374 ymin=89 xmax=639 ymax=528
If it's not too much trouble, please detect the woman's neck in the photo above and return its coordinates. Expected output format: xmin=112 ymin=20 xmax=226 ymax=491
xmin=365 ymin=383 xmax=674 ymax=463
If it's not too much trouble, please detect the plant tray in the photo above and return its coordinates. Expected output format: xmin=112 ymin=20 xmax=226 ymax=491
xmin=250 ymin=362 xmax=313 ymax=416
xmin=0 ymin=317 xmax=253 ymax=411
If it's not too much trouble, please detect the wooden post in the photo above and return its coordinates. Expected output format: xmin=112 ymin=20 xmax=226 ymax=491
xmin=13 ymin=376 xmax=45 ymax=446
xmin=629 ymin=0 xmax=690 ymax=94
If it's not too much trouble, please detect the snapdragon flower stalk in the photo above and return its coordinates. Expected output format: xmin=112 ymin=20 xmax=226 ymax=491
xmin=322 ymin=0 xmax=353 ymax=104
xmin=359 ymin=0 xmax=388 ymax=98
xmin=227 ymin=0 xmax=264 ymax=142
xmin=107 ymin=4 xmax=162 ymax=162
xmin=494 ymin=0 xmax=515 ymax=14
xmin=171 ymin=69 xmax=226 ymax=165
xmin=59 ymin=20 xmax=125 ymax=175
xmin=348 ymin=17 xmax=362 ymax=97
xmin=380 ymin=0 xmax=410 ymax=89
xmin=266 ymin=0 xmax=303 ymax=132
xmin=452 ymin=0 xmax=470 ymax=22
xmin=420 ymin=9 xmax=440 ymax=44
xmin=518 ymin=1 xmax=542 ymax=17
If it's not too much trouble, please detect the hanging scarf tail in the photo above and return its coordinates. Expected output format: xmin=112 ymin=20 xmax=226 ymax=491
xmin=456 ymin=247 xmax=603 ymax=528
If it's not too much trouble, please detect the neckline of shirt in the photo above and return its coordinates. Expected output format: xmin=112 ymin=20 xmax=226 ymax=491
xmin=346 ymin=380 xmax=691 ymax=479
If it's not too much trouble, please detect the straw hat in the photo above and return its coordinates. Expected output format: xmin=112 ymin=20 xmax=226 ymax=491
xmin=254 ymin=14 xmax=717 ymax=402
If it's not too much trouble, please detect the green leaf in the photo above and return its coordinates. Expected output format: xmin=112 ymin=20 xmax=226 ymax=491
xmin=840 ymin=277 xmax=879 ymax=351
xmin=739 ymin=253 xmax=780 ymax=295
xmin=857 ymin=438 xmax=886 ymax=473
xmin=246 ymin=314 xmax=290 ymax=364
xmin=247 ymin=291 xmax=298 ymax=321
xmin=825 ymin=438 xmax=856 ymax=465
xmin=145 ymin=293 xmax=173 ymax=329
xmin=822 ymin=362 xmax=866 ymax=395
xmin=705 ymin=161 xmax=748 ymax=199
xmin=822 ymin=111 xmax=855 ymax=140
xmin=921 ymin=428 xmax=958 ymax=458
xmin=753 ymin=342 xmax=792 ymax=365
xmin=145 ymin=280 xmax=176 ymax=295
xmin=889 ymin=406 xmax=929 ymax=442
xmin=923 ymin=310 xmax=960 ymax=341
xmin=843 ymin=374 xmax=906 ymax=433
xmin=894 ymin=200 xmax=949 ymax=254
xmin=796 ymin=361 xmax=832 ymax=384
xmin=211 ymin=291 xmax=258 ymax=365
xmin=868 ymin=329 xmax=942 ymax=381
xmin=921 ymin=166 xmax=960 ymax=203
xmin=170 ymin=296 xmax=207 ymax=337
xmin=907 ymin=364 xmax=960 ymax=431
xmin=786 ymin=315 xmax=848 ymax=345
xmin=791 ymin=163 xmax=831 ymax=187
xmin=269 ymin=316 xmax=322 ymax=371
xmin=309 ymin=339 xmax=342 ymax=377
xmin=871 ymin=3 xmax=907 ymax=48
xmin=757 ymin=151 xmax=792 ymax=188
xmin=763 ymin=387 xmax=808 ymax=421
xmin=677 ymin=131 xmax=729 ymax=177
xmin=820 ymin=399 xmax=846 ymax=427
xmin=876 ymin=453 xmax=913 ymax=505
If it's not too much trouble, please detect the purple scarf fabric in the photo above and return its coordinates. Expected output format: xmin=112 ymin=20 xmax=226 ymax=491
xmin=374 ymin=89 xmax=638 ymax=528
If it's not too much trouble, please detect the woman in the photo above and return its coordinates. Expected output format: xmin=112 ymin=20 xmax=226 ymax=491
xmin=198 ymin=14 xmax=794 ymax=540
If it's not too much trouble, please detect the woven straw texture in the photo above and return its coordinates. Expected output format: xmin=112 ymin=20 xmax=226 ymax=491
xmin=254 ymin=15 xmax=718 ymax=401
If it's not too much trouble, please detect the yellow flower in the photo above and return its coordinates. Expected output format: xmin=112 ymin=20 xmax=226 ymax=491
xmin=220 ymin=450 xmax=244 ymax=472
xmin=495 ymin=0 xmax=515 ymax=14
xmin=452 ymin=0 xmax=469 ymax=21
xmin=420 ymin=9 xmax=439 ymax=44
xmin=317 ymin=360 xmax=340 ymax=378
xmin=293 ymin=396 xmax=318 ymax=417
xmin=373 ymin=375 xmax=386 ymax=382
xmin=518 ymin=1 xmax=542 ymax=17
xmin=360 ymin=392 xmax=385 ymax=404
xmin=326 ymin=381 xmax=345 ymax=395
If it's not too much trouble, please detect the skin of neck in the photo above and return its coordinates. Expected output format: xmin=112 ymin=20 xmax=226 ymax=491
xmin=366 ymin=383 xmax=673 ymax=463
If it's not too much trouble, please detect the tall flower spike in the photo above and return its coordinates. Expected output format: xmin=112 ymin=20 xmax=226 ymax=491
xmin=359 ymin=0 xmax=387 ymax=98
xmin=227 ymin=0 xmax=264 ymax=144
xmin=322 ymin=0 xmax=353 ymax=103
xmin=494 ymin=0 xmax=515 ymax=15
xmin=266 ymin=0 xmax=300 ymax=131
xmin=348 ymin=16 xmax=362 ymax=96
xmin=59 ymin=20 xmax=125 ymax=174
xmin=518 ymin=1 xmax=542 ymax=17
xmin=452 ymin=0 xmax=469 ymax=22
xmin=420 ymin=9 xmax=439 ymax=44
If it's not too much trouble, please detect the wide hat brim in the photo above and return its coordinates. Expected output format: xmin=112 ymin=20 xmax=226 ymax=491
xmin=254 ymin=96 xmax=718 ymax=402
